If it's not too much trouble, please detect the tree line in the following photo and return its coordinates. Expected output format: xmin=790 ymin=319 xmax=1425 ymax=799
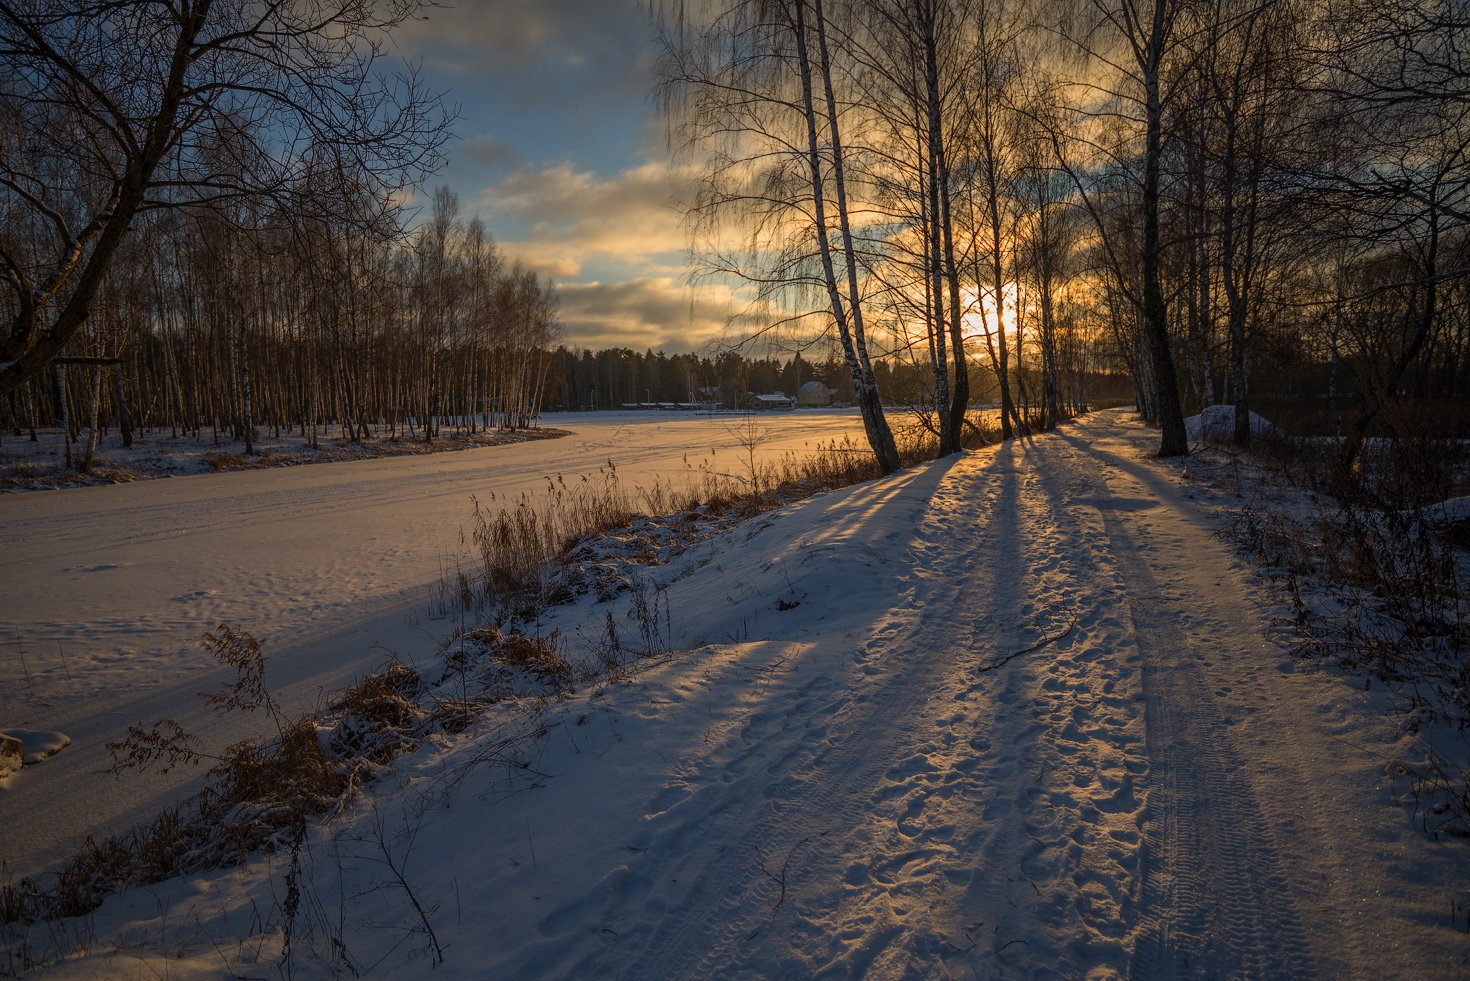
xmin=653 ymin=0 xmax=1469 ymax=477
xmin=4 ymin=1 xmax=1465 ymax=482
xmin=542 ymin=345 xmax=1125 ymax=414
xmin=1 ymin=2 xmax=556 ymax=465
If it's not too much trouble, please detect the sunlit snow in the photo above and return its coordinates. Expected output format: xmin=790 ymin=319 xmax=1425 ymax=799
xmin=5 ymin=411 xmax=1467 ymax=978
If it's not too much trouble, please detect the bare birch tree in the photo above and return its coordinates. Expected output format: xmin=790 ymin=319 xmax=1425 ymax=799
xmin=0 ymin=0 xmax=450 ymax=400
xmin=654 ymin=0 xmax=901 ymax=472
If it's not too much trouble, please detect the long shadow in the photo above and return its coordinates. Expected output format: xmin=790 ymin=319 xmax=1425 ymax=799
xmin=1034 ymin=423 xmax=1318 ymax=976
xmin=605 ymin=446 xmax=1033 ymax=976
xmin=1050 ymin=426 xmax=1218 ymax=536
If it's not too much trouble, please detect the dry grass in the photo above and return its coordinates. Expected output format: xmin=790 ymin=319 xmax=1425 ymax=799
xmin=455 ymin=414 xmax=1001 ymax=620
xmin=2 ymin=630 xmax=457 ymax=928
xmin=470 ymin=624 xmax=579 ymax=690
xmin=0 ymin=612 xmax=582 ymax=938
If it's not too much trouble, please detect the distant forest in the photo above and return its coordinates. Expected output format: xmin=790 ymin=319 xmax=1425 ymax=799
xmin=543 ymin=346 xmax=1132 ymax=411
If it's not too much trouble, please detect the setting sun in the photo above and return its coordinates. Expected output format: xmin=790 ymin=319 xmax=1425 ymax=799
xmin=961 ymin=282 xmax=1022 ymax=344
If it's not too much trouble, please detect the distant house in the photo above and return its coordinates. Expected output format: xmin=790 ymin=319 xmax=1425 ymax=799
xmin=739 ymin=391 xmax=796 ymax=411
xmin=797 ymin=380 xmax=834 ymax=407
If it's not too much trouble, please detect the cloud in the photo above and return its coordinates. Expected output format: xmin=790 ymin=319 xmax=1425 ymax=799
xmin=480 ymin=160 xmax=697 ymax=278
xmin=451 ymin=159 xmax=747 ymax=351
xmin=388 ymin=1 xmax=758 ymax=355
xmin=392 ymin=0 xmax=653 ymax=92
xmin=457 ymin=135 xmax=523 ymax=173
xmin=555 ymin=277 xmax=739 ymax=352
xmin=475 ymin=160 xmax=824 ymax=353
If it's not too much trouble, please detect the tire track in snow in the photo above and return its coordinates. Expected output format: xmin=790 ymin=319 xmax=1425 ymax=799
xmin=481 ymin=415 xmax=1462 ymax=978
xmin=502 ymin=421 xmax=1323 ymax=977
xmin=565 ymin=438 xmax=1154 ymax=978
xmin=1045 ymin=432 xmax=1317 ymax=978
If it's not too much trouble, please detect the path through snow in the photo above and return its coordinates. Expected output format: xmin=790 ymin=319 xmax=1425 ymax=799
xmin=477 ymin=412 xmax=1465 ymax=977
xmin=24 ymin=411 xmax=1470 ymax=978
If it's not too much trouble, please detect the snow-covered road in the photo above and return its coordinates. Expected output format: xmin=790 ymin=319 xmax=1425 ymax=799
xmin=13 ymin=410 xmax=1468 ymax=978
xmin=0 ymin=410 xmax=871 ymax=879
xmin=468 ymin=410 xmax=1460 ymax=978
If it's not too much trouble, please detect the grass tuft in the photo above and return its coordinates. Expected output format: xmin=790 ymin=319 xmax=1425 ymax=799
xmin=452 ymin=413 xmax=1000 ymax=621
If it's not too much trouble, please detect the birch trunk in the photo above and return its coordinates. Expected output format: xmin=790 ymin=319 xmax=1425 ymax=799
xmin=797 ymin=0 xmax=900 ymax=474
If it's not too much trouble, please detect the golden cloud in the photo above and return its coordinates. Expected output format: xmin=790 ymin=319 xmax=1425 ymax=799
xmin=480 ymin=160 xmax=699 ymax=278
xmin=555 ymin=277 xmax=751 ymax=353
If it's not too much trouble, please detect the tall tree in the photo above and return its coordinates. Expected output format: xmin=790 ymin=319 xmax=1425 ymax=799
xmin=1058 ymin=0 xmax=1191 ymax=455
xmin=0 ymin=0 xmax=449 ymax=400
xmin=654 ymin=0 xmax=901 ymax=473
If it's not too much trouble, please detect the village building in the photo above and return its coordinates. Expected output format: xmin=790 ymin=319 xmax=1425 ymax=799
xmin=739 ymin=391 xmax=796 ymax=411
xmin=797 ymin=380 xmax=835 ymax=407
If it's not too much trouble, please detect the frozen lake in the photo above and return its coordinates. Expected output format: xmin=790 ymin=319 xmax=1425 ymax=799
xmin=0 ymin=409 xmax=875 ymax=877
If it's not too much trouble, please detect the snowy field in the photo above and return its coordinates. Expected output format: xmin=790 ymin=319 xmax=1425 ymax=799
xmin=0 ymin=410 xmax=872 ymax=879
xmin=5 ymin=408 xmax=1468 ymax=978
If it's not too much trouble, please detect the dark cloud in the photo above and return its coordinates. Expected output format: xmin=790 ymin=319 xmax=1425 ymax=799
xmin=400 ymin=0 xmax=663 ymax=213
xmin=458 ymin=135 xmax=523 ymax=173
xmin=556 ymin=278 xmax=737 ymax=352
xmin=395 ymin=0 xmax=653 ymax=93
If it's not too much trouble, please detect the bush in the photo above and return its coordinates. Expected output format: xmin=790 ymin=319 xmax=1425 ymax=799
xmin=1221 ymin=427 xmax=1470 ymax=836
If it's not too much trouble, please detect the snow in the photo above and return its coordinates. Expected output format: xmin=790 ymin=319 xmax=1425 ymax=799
xmin=1419 ymin=495 xmax=1470 ymax=527
xmin=0 ymin=410 xmax=874 ymax=877
xmin=0 ymin=424 xmax=569 ymax=491
xmin=1185 ymin=402 xmax=1283 ymax=445
xmin=0 ymin=728 xmax=70 ymax=765
xmin=0 ymin=728 xmax=70 ymax=788
xmin=8 ymin=409 xmax=1468 ymax=978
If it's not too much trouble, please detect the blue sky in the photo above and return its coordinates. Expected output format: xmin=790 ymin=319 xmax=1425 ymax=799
xmin=391 ymin=0 xmax=736 ymax=353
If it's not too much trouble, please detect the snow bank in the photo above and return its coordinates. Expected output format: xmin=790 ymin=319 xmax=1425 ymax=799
xmin=1185 ymin=403 xmax=1281 ymax=445
xmin=1 ymin=728 xmax=72 ymax=765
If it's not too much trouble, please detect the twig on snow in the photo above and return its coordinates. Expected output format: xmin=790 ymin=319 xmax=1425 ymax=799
xmin=976 ymin=611 xmax=1079 ymax=674
xmin=756 ymin=831 xmax=828 ymax=911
